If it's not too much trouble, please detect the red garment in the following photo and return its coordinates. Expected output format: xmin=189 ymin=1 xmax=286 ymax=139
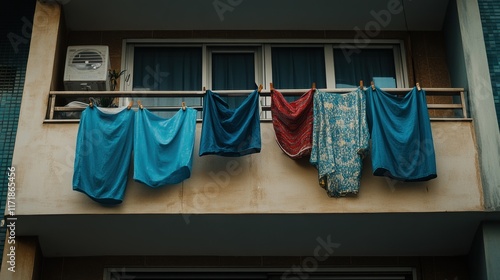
xmin=271 ymin=89 xmax=314 ymax=158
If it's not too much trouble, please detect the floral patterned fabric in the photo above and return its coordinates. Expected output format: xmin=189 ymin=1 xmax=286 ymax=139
xmin=310 ymin=89 xmax=369 ymax=197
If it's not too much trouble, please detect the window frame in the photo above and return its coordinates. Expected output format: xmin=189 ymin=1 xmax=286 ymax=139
xmin=122 ymin=43 xmax=205 ymax=92
xmin=104 ymin=267 xmax=417 ymax=280
xmin=267 ymin=44 xmax=329 ymax=90
xmin=206 ymin=45 xmax=264 ymax=91
xmin=122 ymin=39 xmax=408 ymax=92
xmin=331 ymin=44 xmax=407 ymax=88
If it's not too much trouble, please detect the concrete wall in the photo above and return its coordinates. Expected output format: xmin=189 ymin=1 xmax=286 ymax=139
xmin=455 ymin=0 xmax=500 ymax=210
xmin=0 ymin=237 xmax=41 ymax=280
xmin=444 ymin=0 xmax=470 ymax=117
xmin=13 ymin=119 xmax=483 ymax=215
xmin=469 ymin=222 xmax=500 ymax=280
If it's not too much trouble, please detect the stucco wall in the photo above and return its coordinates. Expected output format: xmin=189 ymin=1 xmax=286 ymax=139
xmin=455 ymin=0 xmax=500 ymax=210
xmin=12 ymin=121 xmax=483 ymax=215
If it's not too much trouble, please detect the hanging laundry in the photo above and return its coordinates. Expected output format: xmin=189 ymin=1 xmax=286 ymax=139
xmin=199 ymin=89 xmax=261 ymax=157
xmin=73 ymin=106 xmax=135 ymax=205
xmin=310 ymin=89 xmax=369 ymax=197
xmin=134 ymin=107 xmax=197 ymax=187
xmin=271 ymin=89 xmax=314 ymax=158
xmin=366 ymin=86 xmax=437 ymax=181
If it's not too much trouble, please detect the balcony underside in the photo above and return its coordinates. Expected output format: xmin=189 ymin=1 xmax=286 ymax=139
xmin=58 ymin=0 xmax=450 ymax=31
xmin=15 ymin=212 xmax=499 ymax=257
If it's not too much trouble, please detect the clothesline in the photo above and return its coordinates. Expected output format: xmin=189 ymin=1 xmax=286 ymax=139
xmin=202 ymin=81 xmax=423 ymax=96
xmin=87 ymin=82 xmax=424 ymax=107
xmin=73 ymin=85 xmax=437 ymax=203
xmin=84 ymin=81 xmax=425 ymax=110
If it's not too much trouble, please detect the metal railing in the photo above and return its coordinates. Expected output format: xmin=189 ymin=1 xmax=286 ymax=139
xmin=45 ymin=88 xmax=469 ymax=123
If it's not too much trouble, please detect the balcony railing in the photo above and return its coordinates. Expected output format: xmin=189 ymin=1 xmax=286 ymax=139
xmin=45 ymin=88 xmax=469 ymax=123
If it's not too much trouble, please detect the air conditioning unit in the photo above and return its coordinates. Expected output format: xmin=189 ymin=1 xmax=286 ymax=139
xmin=64 ymin=45 xmax=110 ymax=91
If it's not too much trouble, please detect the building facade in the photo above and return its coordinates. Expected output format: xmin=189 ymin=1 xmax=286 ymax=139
xmin=0 ymin=0 xmax=35 ymax=266
xmin=1 ymin=0 xmax=500 ymax=279
xmin=479 ymin=0 xmax=500 ymax=129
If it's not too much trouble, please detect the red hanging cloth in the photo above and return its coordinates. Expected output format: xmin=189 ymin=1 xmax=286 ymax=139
xmin=271 ymin=89 xmax=314 ymax=159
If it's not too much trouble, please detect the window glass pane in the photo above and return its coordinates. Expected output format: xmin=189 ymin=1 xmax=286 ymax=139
xmin=133 ymin=47 xmax=201 ymax=91
xmin=334 ymin=48 xmax=396 ymax=88
xmin=133 ymin=47 xmax=202 ymax=118
xmin=212 ymin=53 xmax=256 ymax=90
xmin=212 ymin=53 xmax=256 ymax=108
xmin=272 ymin=47 xmax=326 ymax=89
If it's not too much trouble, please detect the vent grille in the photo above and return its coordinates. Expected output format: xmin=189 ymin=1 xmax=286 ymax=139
xmin=70 ymin=50 xmax=104 ymax=70
xmin=0 ymin=66 xmax=16 ymax=91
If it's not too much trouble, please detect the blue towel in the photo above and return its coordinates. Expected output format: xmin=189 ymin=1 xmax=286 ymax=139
xmin=310 ymin=89 xmax=369 ymax=197
xmin=134 ymin=108 xmax=197 ymax=187
xmin=199 ymin=90 xmax=261 ymax=157
xmin=366 ymin=86 xmax=437 ymax=181
xmin=73 ymin=106 xmax=135 ymax=205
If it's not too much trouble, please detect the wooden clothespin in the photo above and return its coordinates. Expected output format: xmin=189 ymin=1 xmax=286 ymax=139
xmin=270 ymin=82 xmax=274 ymax=93
xmin=203 ymin=86 xmax=206 ymax=92
xmin=312 ymin=82 xmax=316 ymax=89
xmin=137 ymin=100 xmax=143 ymax=110
xmin=416 ymin=82 xmax=421 ymax=91
xmin=127 ymin=100 xmax=134 ymax=110
xmin=181 ymin=101 xmax=186 ymax=111
xmin=89 ymin=98 xmax=93 ymax=108
xmin=360 ymin=80 xmax=364 ymax=89
xmin=371 ymin=81 xmax=375 ymax=90
xmin=258 ymin=84 xmax=263 ymax=93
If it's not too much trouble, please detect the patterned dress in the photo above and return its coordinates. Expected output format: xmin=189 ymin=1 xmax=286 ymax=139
xmin=310 ymin=89 xmax=369 ymax=197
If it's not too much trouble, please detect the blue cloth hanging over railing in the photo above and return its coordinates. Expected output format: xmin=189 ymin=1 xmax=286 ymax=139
xmin=199 ymin=89 xmax=261 ymax=157
xmin=134 ymin=107 xmax=197 ymax=187
xmin=73 ymin=106 xmax=135 ymax=205
xmin=310 ymin=89 xmax=369 ymax=197
xmin=366 ymin=86 xmax=437 ymax=181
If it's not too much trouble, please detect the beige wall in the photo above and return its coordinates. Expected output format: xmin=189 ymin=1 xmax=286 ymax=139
xmin=13 ymin=121 xmax=482 ymax=216
xmin=0 ymin=237 xmax=41 ymax=280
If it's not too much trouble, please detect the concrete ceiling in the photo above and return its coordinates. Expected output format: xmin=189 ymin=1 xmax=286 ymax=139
xmin=17 ymin=212 xmax=496 ymax=257
xmin=57 ymin=0 xmax=450 ymax=31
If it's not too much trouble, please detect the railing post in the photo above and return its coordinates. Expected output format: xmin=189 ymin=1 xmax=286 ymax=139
xmin=460 ymin=91 xmax=468 ymax=118
xmin=49 ymin=94 xmax=56 ymax=120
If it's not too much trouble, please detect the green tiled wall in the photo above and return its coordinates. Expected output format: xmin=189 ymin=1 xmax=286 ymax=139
xmin=0 ymin=0 xmax=35 ymax=264
xmin=479 ymin=0 xmax=500 ymax=128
